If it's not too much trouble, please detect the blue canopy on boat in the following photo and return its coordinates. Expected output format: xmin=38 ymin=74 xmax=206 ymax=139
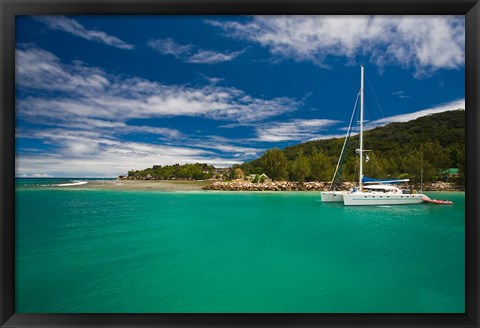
xmin=362 ymin=176 xmax=410 ymax=184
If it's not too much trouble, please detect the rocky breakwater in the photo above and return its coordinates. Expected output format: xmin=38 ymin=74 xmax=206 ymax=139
xmin=422 ymin=182 xmax=464 ymax=191
xmin=203 ymin=181 xmax=355 ymax=191
xmin=203 ymin=181 xmax=464 ymax=192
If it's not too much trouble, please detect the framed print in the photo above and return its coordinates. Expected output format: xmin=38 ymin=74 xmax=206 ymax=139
xmin=1 ymin=0 xmax=479 ymax=327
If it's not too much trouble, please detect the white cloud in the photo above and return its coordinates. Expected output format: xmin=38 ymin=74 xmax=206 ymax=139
xmin=186 ymin=49 xmax=245 ymax=64
xmin=19 ymin=173 xmax=53 ymax=178
xmin=16 ymin=128 xmax=243 ymax=177
xmin=147 ymin=38 xmax=192 ymax=57
xmin=256 ymin=119 xmax=339 ymax=142
xmin=16 ymin=45 xmax=299 ymax=124
xmin=334 ymin=98 xmax=464 ymax=135
xmin=391 ymin=90 xmax=410 ymax=99
xmin=207 ymin=16 xmax=464 ymax=77
xmin=15 ymin=45 xmax=298 ymax=176
xmin=369 ymin=98 xmax=464 ymax=126
xmin=34 ymin=16 xmax=134 ymax=49
xmin=16 ymin=46 xmax=110 ymax=93
xmin=148 ymin=38 xmax=245 ymax=64
xmin=189 ymin=135 xmax=263 ymax=158
xmin=198 ymin=73 xmax=224 ymax=85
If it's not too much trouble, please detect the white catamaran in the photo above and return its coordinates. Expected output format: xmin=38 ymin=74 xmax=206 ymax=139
xmin=322 ymin=65 xmax=428 ymax=206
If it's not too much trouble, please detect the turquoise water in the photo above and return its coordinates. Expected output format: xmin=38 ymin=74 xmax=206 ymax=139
xmin=15 ymin=181 xmax=465 ymax=313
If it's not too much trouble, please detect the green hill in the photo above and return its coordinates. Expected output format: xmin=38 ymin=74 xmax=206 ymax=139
xmin=238 ymin=109 xmax=465 ymax=184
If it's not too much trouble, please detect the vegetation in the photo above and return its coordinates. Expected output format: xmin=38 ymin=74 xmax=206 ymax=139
xmin=259 ymin=148 xmax=289 ymax=181
xmin=127 ymin=163 xmax=215 ymax=180
xmin=238 ymin=110 xmax=465 ymax=184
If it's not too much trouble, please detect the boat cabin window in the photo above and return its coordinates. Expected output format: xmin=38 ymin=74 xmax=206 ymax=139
xmin=363 ymin=185 xmax=399 ymax=193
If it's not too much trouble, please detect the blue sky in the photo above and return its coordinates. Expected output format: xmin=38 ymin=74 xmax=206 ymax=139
xmin=15 ymin=15 xmax=465 ymax=177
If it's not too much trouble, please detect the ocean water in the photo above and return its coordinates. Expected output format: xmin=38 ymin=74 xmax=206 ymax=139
xmin=16 ymin=177 xmax=113 ymax=187
xmin=15 ymin=179 xmax=465 ymax=313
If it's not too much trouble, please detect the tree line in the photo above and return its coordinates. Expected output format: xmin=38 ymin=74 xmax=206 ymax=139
xmin=127 ymin=163 xmax=215 ymax=180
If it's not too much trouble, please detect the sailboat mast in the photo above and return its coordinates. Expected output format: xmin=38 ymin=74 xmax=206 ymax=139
xmin=359 ymin=65 xmax=364 ymax=191
xmin=420 ymin=151 xmax=423 ymax=193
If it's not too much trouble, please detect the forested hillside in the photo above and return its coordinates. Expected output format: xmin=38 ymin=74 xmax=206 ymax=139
xmin=237 ymin=109 xmax=465 ymax=184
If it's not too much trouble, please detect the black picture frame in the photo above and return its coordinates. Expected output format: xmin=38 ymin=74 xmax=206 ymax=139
xmin=1 ymin=1 xmax=479 ymax=327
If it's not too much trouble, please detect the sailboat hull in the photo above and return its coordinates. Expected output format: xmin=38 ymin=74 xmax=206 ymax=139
xmin=321 ymin=191 xmax=350 ymax=202
xmin=343 ymin=193 xmax=426 ymax=206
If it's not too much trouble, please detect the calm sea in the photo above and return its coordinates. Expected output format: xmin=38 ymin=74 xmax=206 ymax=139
xmin=15 ymin=178 xmax=465 ymax=313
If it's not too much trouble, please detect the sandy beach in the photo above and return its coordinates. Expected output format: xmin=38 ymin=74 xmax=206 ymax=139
xmin=77 ymin=179 xmax=212 ymax=191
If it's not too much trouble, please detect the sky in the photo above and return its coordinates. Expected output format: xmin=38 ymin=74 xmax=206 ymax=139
xmin=15 ymin=15 xmax=465 ymax=178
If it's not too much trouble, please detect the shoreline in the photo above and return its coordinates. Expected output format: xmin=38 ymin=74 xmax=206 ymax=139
xmin=56 ymin=179 xmax=464 ymax=192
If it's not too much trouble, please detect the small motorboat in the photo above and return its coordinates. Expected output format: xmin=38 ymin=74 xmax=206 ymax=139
xmin=422 ymin=196 xmax=453 ymax=205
